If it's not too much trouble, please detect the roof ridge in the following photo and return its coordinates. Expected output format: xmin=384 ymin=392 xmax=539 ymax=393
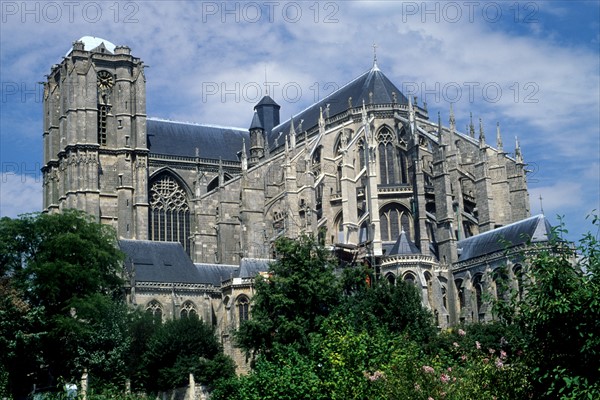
xmin=147 ymin=117 xmax=246 ymax=131
xmin=459 ymin=215 xmax=545 ymax=243
xmin=271 ymin=67 xmax=373 ymax=133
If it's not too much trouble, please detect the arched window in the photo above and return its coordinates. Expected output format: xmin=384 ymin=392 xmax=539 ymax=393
xmin=379 ymin=203 xmax=412 ymax=241
xmin=357 ymin=138 xmax=365 ymax=171
xmin=424 ymin=271 xmax=434 ymax=309
xmin=386 ymin=273 xmax=396 ymax=285
xmin=377 ymin=127 xmax=398 ymax=184
xmin=335 ymin=163 xmax=342 ymax=194
xmin=149 ymin=173 xmax=191 ymax=253
xmin=237 ymin=296 xmax=249 ymax=322
xmin=493 ymin=270 xmax=509 ymax=301
xmin=397 ymin=149 xmax=408 ymax=184
xmin=455 ymin=279 xmax=465 ymax=309
xmin=473 ymin=274 xmax=484 ymax=320
xmin=312 ymin=146 xmax=322 ymax=176
xmin=442 ymin=286 xmax=447 ymax=310
xmin=404 ymin=272 xmax=416 ymax=285
xmin=358 ymin=220 xmax=369 ymax=243
xmin=180 ymin=301 xmax=197 ymax=319
xmin=332 ymin=213 xmax=344 ymax=244
xmin=146 ymin=300 xmax=162 ymax=323
xmin=513 ymin=264 xmax=524 ymax=300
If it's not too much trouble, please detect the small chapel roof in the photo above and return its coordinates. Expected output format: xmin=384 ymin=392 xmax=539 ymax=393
xmin=239 ymin=258 xmax=271 ymax=278
xmin=120 ymin=240 xmax=202 ymax=284
xmin=255 ymin=95 xmax=280 ymax=108
xmin=120 ymin=239 xmax=247 ymax=286
xmin=147 ymin=118 xmax=249 ymax=161
xmin=194 ymin=263 xmax=240 ymax=286
xmin=457 ymin=214 xmax=553 ymax=261
xmin=387 ymin=230 xmax=421 ymax=256
xmin=268 ymin=65 xmax=408 ymax=150
xmin=249 ymin=111 xmax=263 ymax=130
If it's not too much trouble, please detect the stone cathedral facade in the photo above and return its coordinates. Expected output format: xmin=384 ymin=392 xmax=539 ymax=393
xmin=42 ymin=37 xmax=551 ymax=364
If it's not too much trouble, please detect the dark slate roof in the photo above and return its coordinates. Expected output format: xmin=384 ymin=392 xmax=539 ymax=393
xmin=268 ymin=66 xmax=408 ymax=150
xmin=255 ymin=95 xmax=280 ymax=108
xmin=387 ymin=231 xmax=421 ymax=256
xmin=239 ymin=258 xmax=271 ymax=278
xmin=120 ymin=240 xmax=203 ymax=284
xmin=457 ymin=215 xmax=552 ymax=261
xmin=147 ymin=118 xmax=249 ymax=161
xmin=249 ymin=111 xmax=263 ymax=130
xmin=195 ymin=263 xmax=239 ymax=286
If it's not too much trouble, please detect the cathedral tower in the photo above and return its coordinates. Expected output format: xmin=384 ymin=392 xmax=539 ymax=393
xmin=42 ymin=37 xmax=148 ymax=239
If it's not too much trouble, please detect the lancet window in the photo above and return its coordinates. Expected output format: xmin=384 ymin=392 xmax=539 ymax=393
xmin=149 ymin=173 xmax=191 ymax=253
xmin=379 ymin=203 xmax=412 ymax=241
xmin=180 ymin=301 xmax=197 ymax=319
xmin=146 ymin=300 xmax=163 ymax=322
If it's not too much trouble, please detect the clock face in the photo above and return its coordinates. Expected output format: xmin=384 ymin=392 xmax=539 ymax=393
xmin=97 ymin=71 xmax=114 ymax=90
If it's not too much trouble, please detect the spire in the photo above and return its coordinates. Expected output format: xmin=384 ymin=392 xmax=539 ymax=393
xmin=408 ymin=96 xmax=416 ymax=137
xmin=469 ymin=112 xmax=475 ymax=138
xmin=264 ymin=64 xmax=268 ymax=96
xmin=218 ymin=158 xmax=224 ymax=188
xmin=241 ymin=139 xmax=248 ymax=171
xmin=478 ymin=118 xmax=486 ymax=147
xmin=437 ymin=111 xmax=443 ymax=142
xmin=264 ymin=132 xmax=270 ymax=158
xmin=496 ymin=122 xmax=503 ymax=152
xmin=285 ymin=135 xmax=289 ymax=157
xmin=515 ymin=136 xmax=523 ymax=164
xmin=289 ymin=117 xmax=296 ymax=149
xmin=303 ymin=131 xmax=309 ymax=160
xmin=372 ymin=42 xmax=379 ymax=70
xmin=361 ymin=100 xmax=367 ymax=123
xmin=316 ymin=108 xmax=323 ymax=130
xmin=449 ymin=103 xmax=456 ymax=132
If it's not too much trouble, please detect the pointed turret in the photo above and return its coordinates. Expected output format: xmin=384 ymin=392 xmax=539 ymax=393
xmin=469 ymin=112 xmax=475 ymax=138
xmin=449 ymin=103 xmax=456 ymax=132
xmin=479 ymin=118 xmax=486 ymax=148
xmin=218 ymin=158 xmax=224 ymax=188
xmin=289 ymin=117 xmax=296 ymax=149
xmin=437 ymin=111 xmax=443 ymax=143
xmin=254 ymin=95 xmax=280 ymax=138
xmin=264 ymin=132 xmax=270 ymax=158
xmin=249 ymin=111 xmax=265 ymax=166
xmin=241 ymin=139 xmax=248 ymax=172
xmin=408 ymin=96 xmax=416 ymax=137
xmin=318 ymin=107 xmax=325 ymax=131
xmin=496 ymin=122 xmax=503 ymax=152
xmin=249 ymin=110 xmax=263 ymax=130
xmin=515 ymin=137 xmax=524 ymax=164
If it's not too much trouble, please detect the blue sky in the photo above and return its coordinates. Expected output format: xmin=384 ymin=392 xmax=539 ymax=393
xmin=1 ymin=1 xmax=598 ymax=242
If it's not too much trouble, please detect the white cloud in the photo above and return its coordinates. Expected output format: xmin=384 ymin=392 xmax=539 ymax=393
xmin=529 ymin=182 xmax=584 ymax=216
xmin=1 ymin=0 xmax=598 ymax=241
xmin=0 ymin=173 xmax=43 ymax=218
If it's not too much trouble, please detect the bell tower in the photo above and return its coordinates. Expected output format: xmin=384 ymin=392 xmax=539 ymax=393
xmin=42 ymin=37 xmax=149 ymax=240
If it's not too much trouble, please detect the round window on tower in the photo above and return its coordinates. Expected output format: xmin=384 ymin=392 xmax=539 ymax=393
xmin=97 ymin=70 xmax=114 ymax=90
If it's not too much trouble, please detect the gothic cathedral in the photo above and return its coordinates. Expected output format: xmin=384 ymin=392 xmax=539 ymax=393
xmin=42 ymin=37 xmax=552 ymax=367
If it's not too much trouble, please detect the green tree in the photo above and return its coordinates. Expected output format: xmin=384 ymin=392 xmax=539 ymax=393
xmin=0 ymin=210 xmax=125 ymax=399
xmin=137 ymin=315 xmax=235 ymax=393
xmin=338 ymin=266 xmax=436 ymax=343
xmin=511 ymin=219 xmax=600 ymax=398
xmin=235 ymin=235 xmax=341 ymax=357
